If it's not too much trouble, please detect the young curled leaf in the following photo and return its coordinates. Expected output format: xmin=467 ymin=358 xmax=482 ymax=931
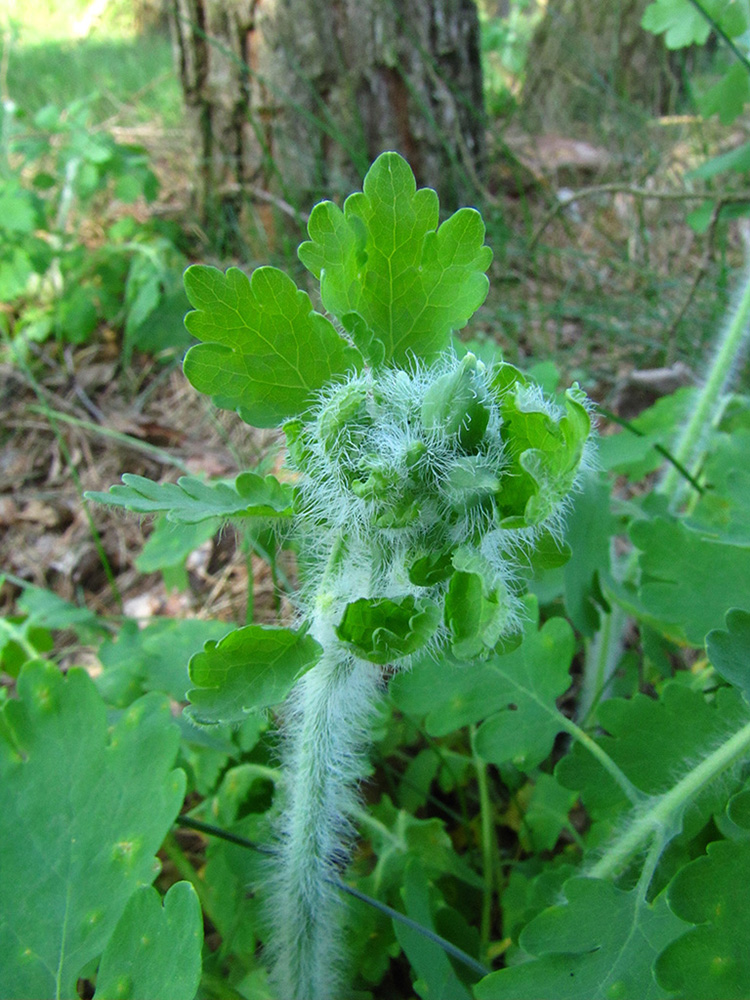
xmin=336 ymin=595 xmax=441 ymax=664
xmin=497 ymin=386 xmax=591 ymax=527
xmin=444 ymin=548 xmax=514 ymax=659
xmin=421 ymin=352 xmax=492 ymax=452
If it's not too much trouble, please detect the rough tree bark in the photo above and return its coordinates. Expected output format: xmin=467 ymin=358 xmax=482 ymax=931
xmin=169 ymin=0 xmax=486 ymax=245
xmin=521 ymin=0 xmax=680 ymax=132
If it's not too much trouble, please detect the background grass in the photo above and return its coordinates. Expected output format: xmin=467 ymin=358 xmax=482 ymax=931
xmin=1 ymin=0 xmax=747 ymax=389
xmin=3 ymin=34 xmax=180 ymax=126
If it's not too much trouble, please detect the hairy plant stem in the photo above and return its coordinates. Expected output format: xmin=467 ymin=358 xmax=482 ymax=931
xmin=560 ymin=714 xmax=644 ymax=807
xmin=588 ymin=718 xmax=750 ymax=881
xmin=272 ymin=630 xmax=381 ymax=1000
xmin=659 ymin=260 xmax=750 ymax=508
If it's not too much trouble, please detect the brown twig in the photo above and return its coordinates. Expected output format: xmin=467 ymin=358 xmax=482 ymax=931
xmin=664 ymin=202 xmax=722 ymax=364
xmin=528 ymin=183 xmax=750 ymax=252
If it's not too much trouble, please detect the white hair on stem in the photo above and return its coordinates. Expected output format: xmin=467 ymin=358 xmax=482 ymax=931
xmin=268 ymin=641 xmax=383 ymax=1000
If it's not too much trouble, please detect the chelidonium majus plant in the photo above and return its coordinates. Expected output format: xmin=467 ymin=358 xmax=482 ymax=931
xmin=95 ymin=153 xmax=593 ymax=1000
xmin=275 ymin=352 xmax=591 ymax=997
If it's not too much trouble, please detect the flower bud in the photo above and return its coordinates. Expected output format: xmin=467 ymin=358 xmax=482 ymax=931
xmin=420 ymin=353 xmax=491 ymax=453
xmin=318 ymin=384 xmax=370 ymax=452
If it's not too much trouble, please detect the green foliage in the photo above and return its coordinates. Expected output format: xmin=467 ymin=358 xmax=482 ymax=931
xmin=629 ymin=518 xmax=750 ymax=645
xmin=0 ymin=98 xmax=187 ymax=357
xmin=394 ymin=861 xmax=474 ymax=1000
xmin=391 ymin=598 xmax=575 ymax=771
xmin=0 ymin=661 xmax=196 ymax=999
xmin=557 ymin=682 xmax=750 ymax=846
xmin=707 ymin=609 xmax=750 ymax=701
xmin=642 ymin=0 xmax=750 ymax=226
xmin=93 ymin=883 xmax=202 ymax=1000
xmin=479 ymin=0 xmax=544 ymax=115
xmin=183 ymin=266 xmax=362 ymax=425
xmin=13 ymin=151 xmax=750 ymax=1000
xmin=88 ymin=472 xmax=294 ymax=523
xmin=656 ymin=836 xmax=750 ymax=998
xmin=297 ymin=151 xmax=492 ymax=366
xmin=476 ymin=878 xmax=686 ymax=1000
xmin=97 ymin=617 xmax=236 ymax=705
xmin=186 ymin=625 xmax=322 ymax=724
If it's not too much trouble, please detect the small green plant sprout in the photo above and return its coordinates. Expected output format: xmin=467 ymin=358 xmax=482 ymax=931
xmin=90 ymin=152 xmax=593 ymax=999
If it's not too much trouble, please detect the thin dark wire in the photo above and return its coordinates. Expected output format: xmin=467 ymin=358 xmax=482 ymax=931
xmin=176 ymin=814 xmax=275 ymax=854
xmin=174 ymin=814 xmax=491 ymax=979
xmin=684 ymin=0 xmax=750 ymax=77
xmin=335 ymin=879 xmax=491 ymax=979
xmin=595 ymin=404 xmax=705 ymax=495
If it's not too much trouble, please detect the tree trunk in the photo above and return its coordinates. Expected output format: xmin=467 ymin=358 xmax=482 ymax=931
xmin=520 ymin=0 xmax=680 ymax=132
xmin=169 ymin=0 xmax=486 ymax=248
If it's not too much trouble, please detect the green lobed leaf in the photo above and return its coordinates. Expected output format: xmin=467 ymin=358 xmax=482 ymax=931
xmin=182 ymin=264 xmax=361 ymax=426
xmin=656 ymin=838 xmax=750 ymax=999
xmin=476 ymin=878 xmax=686 ymax=1000
xmin=86 ymin=471 xmax=294 ymax=523
xmin=557 ymin=683 xmax=750 ymax=843
xmin=641 ymin=0 xmax=712 ymax=47
xmin=500 ymin=863 xmax=579 ymax=946
xmin=93 ymin=883 xmax=202 ymax=1000
xmin=630 ymin=518 xmax=750 ymax=645
xmin=298 ymin=151 xmax=492 ymax=366
xmin=337 ymin=595 xmax=441 ymax=665
xmin=0 ymin=661 xmax=185 ymax=1000
xmin=698 ymin=63 xmax=750 ymax=125
xmin=390 ymin=597 xmax=575 ymax=770
xmin=706 ymin=608 xmax=750 ymax=703
xmin=97 ymin=617 xmax=236 ymax=705
xmin=186 ymin=624 xmax=322 ymax=724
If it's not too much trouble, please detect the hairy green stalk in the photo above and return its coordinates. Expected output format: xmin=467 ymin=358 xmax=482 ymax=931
xmin=659 ymin=260 xmax=750 ymax=507
xmin=271 ymin=643 xmax=381 ymax=1000
xmin=589 ymin=718 xmax=750 ymax=881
